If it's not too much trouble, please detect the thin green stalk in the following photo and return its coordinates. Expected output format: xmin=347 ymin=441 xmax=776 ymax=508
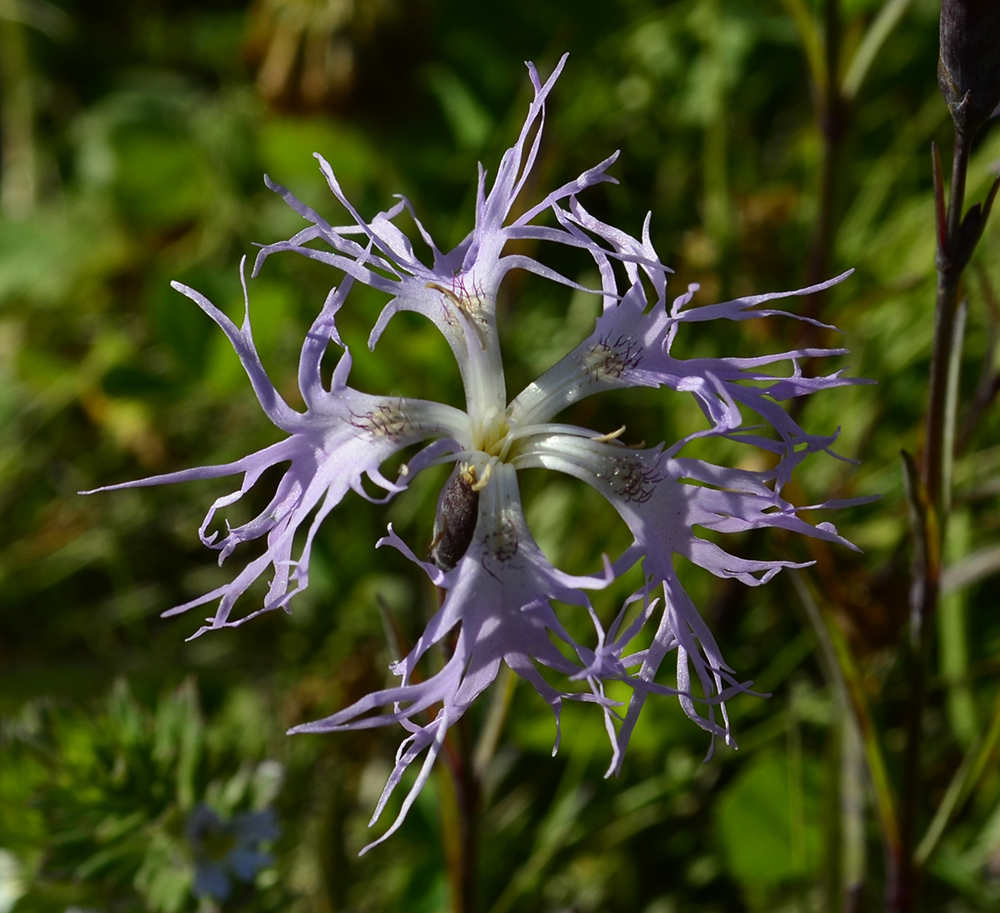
xmin=924 ymin=135 xmax=971 ymax=521
xmin=896 ymin=452 xmax=939 ymax=913
xmin=433 ymin=586 xmax=480 ymax=913
xmin=0 ymin=2 xmax=37 ymax=217
xmin=893 ymin=118 xmax=986 ymax=913
xmin=781 ymin=0 xmax=826 ymax=94
xmin=916 ymin=686 xmax=1000 ymax=866
xmin=802 ymin=0 xmax=846 ymax=332
xmin=842 ymin=0 xmax=915 ymax=101
xmin=841 ymin=712 xmax=867 ymax=913
xmin=792 ymin=573 xmax=900 ymax=862
xmin=438 ymin=713 xmax=479 ymax=913
xmin=939 ymin=513 xmax=977 ymax=749
xmin=473 ymin=663 xmax=515 ymax=777
xmin=694 ymin=0 xmax=732 ymax=266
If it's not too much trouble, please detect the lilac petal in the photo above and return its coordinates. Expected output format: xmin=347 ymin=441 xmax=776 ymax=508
xmin=513 ymin=152 xmax=620 ymax=228
xmin=290 ymin=462 xmax=616 ymax=851
xmin=255 ymin=55 xmax=624 ymax=389
xmin=84 ymin=275 xmax=467 ymax=636
xmin=669 ymin=272 xmax=854 ymax=327
xmin=509 ymin=272 xmax=870 ymax=486
xmin=555 ymin=198 xmax=671 ymax=306
xmin=508 ymin=281 xmax=669 ymax=425
xmin=516 ymin=433 xmax=859 ymax=757
xmin=521 ymin=436 xmax=856 ymax=582
xmin=170 ymin=260 xmax=297 ymax=430
xmin=473 ymin=54 xmax=569 ymax=255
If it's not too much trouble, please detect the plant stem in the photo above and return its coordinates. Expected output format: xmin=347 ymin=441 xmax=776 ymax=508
xmin=892 ymin=130 xmax=972 ymax=913
xmin=435 ymin=586 xmax=480 ymax=913
xmin=0 ymin=3 xmax=38 ymax=218
xmin=439 ymin=713 xmax=479 ymax=913
xmin=792 ymin=572 xmax=900 ymax=887
xmin=841 ymin=712 xmax=867 ymax=913
xmin=924 ymin=133 xmax=970 ymax=518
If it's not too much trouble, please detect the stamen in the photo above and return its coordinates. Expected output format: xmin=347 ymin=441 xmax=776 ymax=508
xmin=591 ymin=425 xmax=626 ymax=443
xmin=497 ymin=417 xmax=517 ymax=462
xmin=471 ymin=461 xmax=493 ymax=491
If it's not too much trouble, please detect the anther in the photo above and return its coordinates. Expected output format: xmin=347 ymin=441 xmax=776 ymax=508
xmin=591 ymin=425 xmax=626 ymax=443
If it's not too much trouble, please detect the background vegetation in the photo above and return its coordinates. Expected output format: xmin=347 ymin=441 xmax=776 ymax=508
xmin=2 ymin=0 xmax=999 ymax=910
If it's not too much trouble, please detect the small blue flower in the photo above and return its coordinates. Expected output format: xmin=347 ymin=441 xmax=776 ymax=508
xmin=184 ymin=805 xmax=279 ymax=902
xmin=88 ymin=55 xmax=872 ymax=851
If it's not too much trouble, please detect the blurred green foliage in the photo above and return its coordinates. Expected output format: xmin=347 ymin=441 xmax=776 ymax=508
xmin=1 ymin=679 xmax=283 ymax=912
xmin=2 ymin=0 xmax=1000 ymax=911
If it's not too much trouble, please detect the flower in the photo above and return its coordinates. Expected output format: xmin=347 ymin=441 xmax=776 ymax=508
xmin=184 ymin=804 xmax=279 ymax=902
xmin=87 ymin=55 xmax=870 ymax=851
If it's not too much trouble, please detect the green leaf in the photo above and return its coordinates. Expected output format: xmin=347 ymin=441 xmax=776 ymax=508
xmin=714 ymin=751 xmax=822 ymax=888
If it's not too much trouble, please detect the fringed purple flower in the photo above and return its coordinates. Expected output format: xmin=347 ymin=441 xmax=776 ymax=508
xmin=86 ymin=54 xmax=871 ymax=851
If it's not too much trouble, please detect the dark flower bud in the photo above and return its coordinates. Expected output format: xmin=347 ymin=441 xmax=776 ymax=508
xmin=429 ymin=468 xmax=480 ymax=571
xmin=938 ymin=0 xmax=1000 ymax=138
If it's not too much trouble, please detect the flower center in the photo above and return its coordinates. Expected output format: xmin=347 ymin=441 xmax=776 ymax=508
xmin=472 ymin=406 xmax=514 ymax=460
